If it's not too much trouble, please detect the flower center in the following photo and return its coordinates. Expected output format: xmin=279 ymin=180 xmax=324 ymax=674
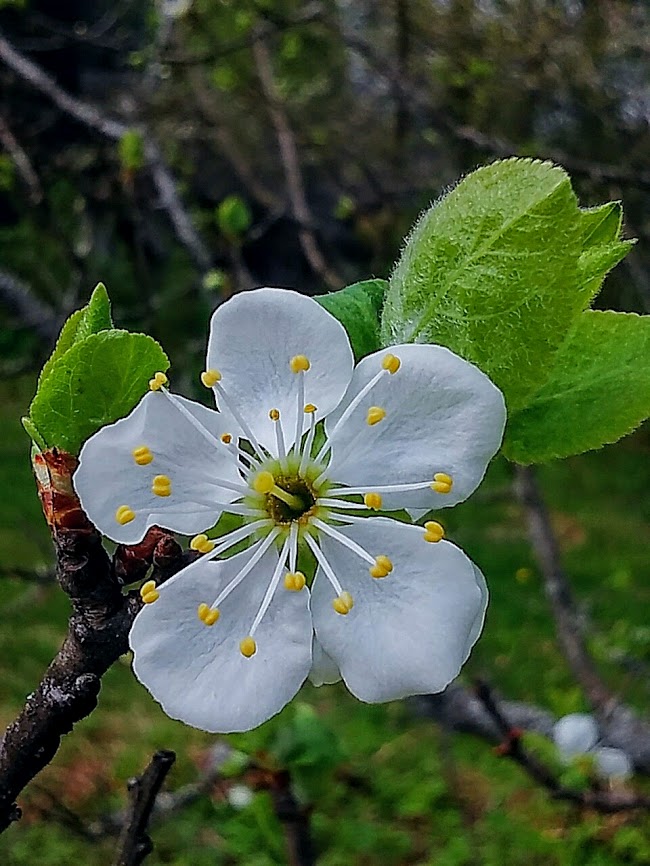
xmin=264 ymin=474 xmax=317 ymax=525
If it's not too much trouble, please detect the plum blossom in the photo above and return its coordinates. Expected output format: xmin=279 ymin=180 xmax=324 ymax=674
xmin=553 ymin=713 xmax=633 ymax=781
xmin=74 ymin=288 xmax=506 ymax=732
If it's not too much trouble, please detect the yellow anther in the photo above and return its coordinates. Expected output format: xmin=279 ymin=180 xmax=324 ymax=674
xmin=240 ymin=636 xmax=257 ymax=657
xmin=364 ymin=492 xmax=383 ymax=510
xmin=382 ymin=353 xmax=401 ymax=374
xmin=366 ymin=406 xmax=386 ymax=426
xmin=369 ymin=554 xmax=393 ymax=578
xmin=221 ymin=433 xmax=233 ymax=444
xmin=141 ymin=590 xmax=159 ymax=604
xmin=152 ymin=474 xmax=172 ymax=497
xmin=284 ymin=571 xmax=306 ymax=591
xmin=304 ymin=403 xmax=317 ymax=414
xmin=253 ymin=471 xmax=275 ymax=494
xmin=269 ymin=408 xmax=280 ymax=421
xmin=140 ymin=580 xmax=157 ymax=597
xmin=332 ymin=592 xmax=353 ymax=615
xmin=198 ymin=603 xmax=220 ymax=626
xmin=115 ymin=505 xmax=135 ymax=525
xmin=201 ymin=369 xmax=222 ymax=387
xmin=148 ymin=371 xmax=168 ymax=391
xmin=431 ymin=472 xmax=453 ymax=494
xmin=423 ymin=521 xmax=445 ymax=543
xmin=132 ymin=445 xmax=153 ymax=465
xmin=190 ymin=534 xmax=216 ymax=554
xmin=290 ymin=354 xmax=310 ymax=373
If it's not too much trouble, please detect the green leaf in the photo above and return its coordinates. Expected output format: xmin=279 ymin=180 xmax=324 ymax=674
xmin=317 ymin=279 xmax=387 ymax=360
xmin=29 ymin=330 xmax=169 ymax=454
xmin=577 ymin=202 xmax=635 ymax=305
xmin=504 ymin=310 xmax=650 ymax=463
xmin=39 ymin=282 xmax=113 ymax=386
xmin=381 ymin=158 xmax=582 ymax=409
xmin=216 ymin=194 xmax=252 ymax=237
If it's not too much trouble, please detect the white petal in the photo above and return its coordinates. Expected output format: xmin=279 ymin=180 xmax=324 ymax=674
xmin=130 ymin=541 xmax=313 ymax=732
xmin=206 ymin=288 xmax=354 ymax=452
xmin=552 ymin=713 xmax=599 ymax=758
xmin=464 ymin=563 xmax=489 ymax=659
xmin=311 ymin=517 xmax=487 ymax=703
xmin=74 ymin=391 xmax=242 ymax=544
xmin=309 ymin=639 xmax=341 ymax=686
xmin=326 ymin=344 xmax=506 ymax=510
xmin=593 ymin=746 xmax=633 ymax=781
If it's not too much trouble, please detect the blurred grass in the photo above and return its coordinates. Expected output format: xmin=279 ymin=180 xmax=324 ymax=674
xmin=0 ymin=376 xmax=649 ymax=865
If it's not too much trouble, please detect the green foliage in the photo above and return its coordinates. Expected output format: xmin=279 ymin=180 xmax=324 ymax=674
xmin=28 ymin=330 xmax=168 ymax=454
xmin=216 ymin=195 xmax=253 ymax=238
xmin=504 ymin=311 xmax=650 ymax=462
xmin=382 ymin=158 xmax=583 ymax=409
xmin=118 ymin=129 xmax=145 ymax=172
xmin=317 ymin=279 xmax=387 ymax=360
xmin=577 ymin=202 xmax=635 ymax=304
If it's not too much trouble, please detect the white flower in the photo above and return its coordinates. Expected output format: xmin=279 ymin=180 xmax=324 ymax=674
xmin=73 ymin=288 xmax=506 ymax=732
xmin=553 ymin=713 xmax=633 ymax=781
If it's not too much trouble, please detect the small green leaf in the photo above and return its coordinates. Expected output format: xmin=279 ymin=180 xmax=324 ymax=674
xmin=381 ymin=158 xmax=582 ymax=409
xmin=39 ymin=283 xmax=113 ymax=385
xmin=216 ymin=195 xmax=252 ymax=237
xmin=29 ymin=330 xmax=169 ymax=454
xmin=577 ymin=202 xmax=635 ymax=305
xmin=317 ymin=279 xmax=387 ymax=360
xmin=504 ymin=310 xmax=650 ymax=463
xmin=21 ymin=416 xmax=47 ymax=450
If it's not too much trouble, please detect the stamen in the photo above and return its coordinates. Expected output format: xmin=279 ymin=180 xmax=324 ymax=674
xmin=197 ymin=602 xmax=220 ymax=626
xmin=249 ymin=537 xmax=290 ymax=635
xmin=294 ymin=370 xmax=305 ymax=454
xmin=369 ymin=554 xmax=393 ymax=579
xmin=221 ymin=433 xmax=232 ymax=444
xmin=332 ymin=590 xmax=354 ymax=615
xmin=288 ymin=521 xmax=299 ymax=572
xmin=253 ymin=471 xmax=304 ymax=511
xmin=298 ymin=409 xmax=317 ymax=476
xmin=201 ymin=369 xmax=222 ymax=387
xmin=423 ymin=521 xmax=445 ymax=543
xmin=210 ymin=529 xmax=280 ymax=610
xmin=149 ymin=371 xmax=168 ymax=391
xmin=290 ymin=355 xmax=311 ymax=373
xmin=132 ymin=445 xmax=153 ymax=465
xmin=284 ymin=571 xmax=306 ymax=591
xmin=330 ymin=478 xmax=436 ymax=496
xmin=213 ymin=381 xmax=266 ymax=461
xmin=364 ymin=493 xmax=382 ymax=510
xmin=317 ymin=498 xmax=369 ymax=511
xmin=270 ymin=408 xmax=287 ymax=467
xmin=366 ymin=406 xmax=386 ymax=426
xmin=431 ymin=472 xmax=453 ymax=494
xmin=177 ymin=519 xmax=274 ymax=580
xmin=314 ymin=367 xmax=388 ymax=463
xmin=382 ymin=353 xmax=401 ymax=374
xmin=312 ymin=518 xmax=375 ymax=565
xmin=190 ymin=534 xmax=215 ymax=553
xmin=304 ymin=403 xmax=317 ymax=414
xmin=115 ymin=505 xmax=135 ymax=525
xmin=140 ymin=579 xmax=159 ymax=604
xmin=304 ymin=534 xmax=344 ymax=596
xmin=240 ymin=637 xmax=257 ymax=658
xmin=152 ymin=474 xmax=172 ymax=497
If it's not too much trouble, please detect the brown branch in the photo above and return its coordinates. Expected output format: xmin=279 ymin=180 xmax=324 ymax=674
xmin=515 ymin=465 xmax=650 ymax=774
xmin=252 ymin=35 xmax=341 ymax=290
xmin=0 ymin=450 xmax=189 ymax=834
xmin=475 ymin=680 xmax=650 ymax=813
xmin=0 ymin=31 xmax=213 ymax=275
xmin=268 ymin=770 xmax=315 ymax=866
xmin=113 ymin=751 xmax=176 ymax=866
xmin=0 ymin=113 xmax=42 ymax=202
xmin=0 ymin=269 xmax=60 ymax=341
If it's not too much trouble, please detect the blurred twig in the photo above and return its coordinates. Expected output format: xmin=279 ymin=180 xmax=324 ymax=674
xmin=113 ymin=750 xmax=176 ymax=866
xmin=252 ymin=33 xmax=341 ymax=290
xmin=0 ymin=31 xmax=213 ymax=276
xmin=0 ymin=268 xmax=59 ymax=341
xmin=0 ymin=114 xmax=42 ymax=203
xmin=475 ymin=680 xmax=650 ymax=813
xmin=515 ymin=465 xmax=650 ymax=775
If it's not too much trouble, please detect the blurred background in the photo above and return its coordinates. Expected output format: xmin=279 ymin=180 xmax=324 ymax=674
xmin=0 ymin=1 xmax=649 ymax=863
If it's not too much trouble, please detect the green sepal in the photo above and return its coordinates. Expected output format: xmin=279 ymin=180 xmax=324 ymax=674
xmin=577 ymin=202 xmax=635 ymax=305
xmin=504 ymin=310 xmax=650 ymax=463
xmin=28 ymin=330 xmax=169 ymax=454
xmin=317 ymin=279 xmax=387 ymax=360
